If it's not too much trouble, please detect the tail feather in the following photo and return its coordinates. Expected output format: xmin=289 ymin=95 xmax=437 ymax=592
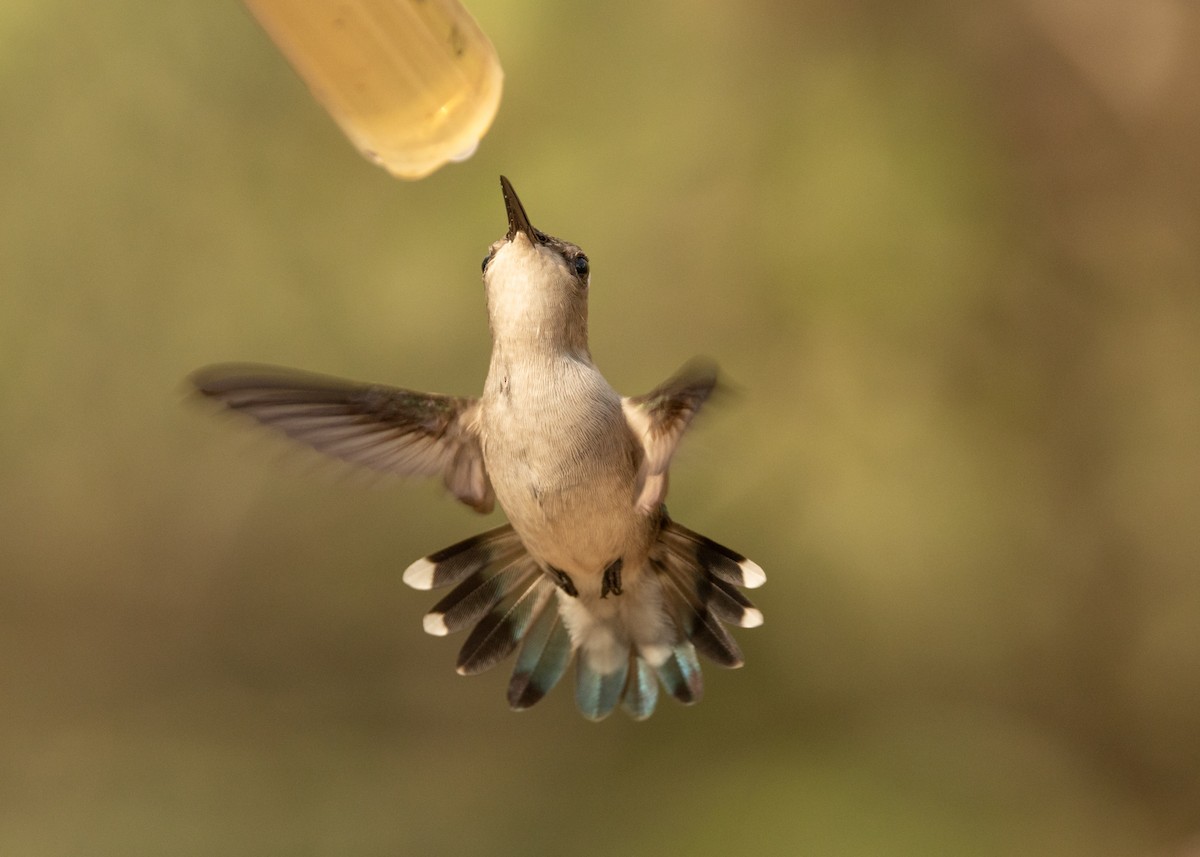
xmin=424 ymin=561 xmax=535 ymax=636
xmin=621 ymin=657 xmax=660 ymax=720
xmin=705 ymin=576 xmax=765 ymax=629
xmin=689 ymin=609 xmax=744 ymax=668
xmin=653 ymin=555 xmax=745 ymax=668
xmin=653 ymin=641 xmax=704 ymax=704
xmin=576 ymin=654 xmax=630 ymax=721
xmin=402 ymin=524 xmax=525 ymax=591
xmin=507 ymin=607 xmax=573 ymax=710
xmin=660 ymin=522 xmax=766 ymax=590
xmin=455 ymin=560 xmax=552 ymax=675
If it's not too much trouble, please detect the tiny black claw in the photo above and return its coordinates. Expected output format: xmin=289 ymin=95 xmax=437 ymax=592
xmin=548 ymin=565 xmax=578 ymax=598
xmin=601 ymin=558 xmax=624 ymax=599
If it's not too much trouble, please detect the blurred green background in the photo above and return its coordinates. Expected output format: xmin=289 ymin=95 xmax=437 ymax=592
xmin=3 ymin=1 xmax=1199 ymax=854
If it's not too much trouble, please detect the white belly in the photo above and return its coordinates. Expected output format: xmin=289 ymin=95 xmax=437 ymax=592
xmin=480 ymin=357 xmax=649 ymax=582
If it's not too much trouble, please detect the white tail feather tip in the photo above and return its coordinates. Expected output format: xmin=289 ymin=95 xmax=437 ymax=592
xmin=740 ymin=559 xmax=766 ymax=589
xmin=423 ymin=612 xmax=449 ymax=636
xmin=403 ymin=558 xmax=437 ymax=590
xmin=741 ymin=608 xmax=764 ymax=628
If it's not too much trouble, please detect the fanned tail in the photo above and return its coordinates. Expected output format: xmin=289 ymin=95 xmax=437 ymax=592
xmin=404 ymin=528 xmax=572 ymax=704
xmin=507 ymin=606 xmax=573 ymax=710
xmin=651 ymin=518 xmax=765 ymax=705
xmin=402 ymin=515 xmax=764 ymax=720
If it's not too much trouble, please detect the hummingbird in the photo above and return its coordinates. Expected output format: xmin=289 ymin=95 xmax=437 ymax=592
xmin=191 ymin=176 xmax=764 ymax=720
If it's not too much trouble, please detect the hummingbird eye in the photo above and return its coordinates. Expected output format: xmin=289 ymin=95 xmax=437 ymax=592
xmin=573 ymin=255 xmax=589 ymax=277
xmin=482 ymin=252 xmax=493 ymax=272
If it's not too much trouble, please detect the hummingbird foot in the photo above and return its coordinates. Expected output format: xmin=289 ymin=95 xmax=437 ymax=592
xmin=600 ymin=558 xmax=624 ymax=599
xmin=548 ymin=565 xmax=579 ymax=598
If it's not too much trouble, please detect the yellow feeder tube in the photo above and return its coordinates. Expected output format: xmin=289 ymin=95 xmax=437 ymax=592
xmin=243 ymin=0 xmax=503 ymax=179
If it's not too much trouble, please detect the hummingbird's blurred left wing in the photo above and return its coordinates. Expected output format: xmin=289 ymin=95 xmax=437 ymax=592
xmin=191 ymin=364 xmax=494 ymax=513
xmin=622 ymin=358 xmax=719 ymax=512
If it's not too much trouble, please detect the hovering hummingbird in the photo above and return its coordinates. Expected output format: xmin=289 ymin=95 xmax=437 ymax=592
xmin=191 ymin=177 xmax=764 ymax=720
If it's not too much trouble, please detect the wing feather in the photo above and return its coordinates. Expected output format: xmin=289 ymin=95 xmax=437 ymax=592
xmin=191 ymin=363 xmax=493 ymax=512
xmin=622 ymin=359 xmax=719 ymax=511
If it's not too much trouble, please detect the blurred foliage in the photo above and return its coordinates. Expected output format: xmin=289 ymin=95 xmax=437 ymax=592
xmin=2 ymin=1 xmax=1199 ymax=855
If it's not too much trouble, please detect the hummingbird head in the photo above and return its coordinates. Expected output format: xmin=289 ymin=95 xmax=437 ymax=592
xmin=482 ymin=176 xmax=591 ymax=357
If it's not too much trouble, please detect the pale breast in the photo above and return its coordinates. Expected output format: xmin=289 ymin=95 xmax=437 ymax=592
xmin=479 ymin=357 xmax=646 ymax=576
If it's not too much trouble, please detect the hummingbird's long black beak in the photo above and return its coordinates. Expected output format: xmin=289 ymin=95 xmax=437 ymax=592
xmin=500 ymin=176 xmax=539 ymax=243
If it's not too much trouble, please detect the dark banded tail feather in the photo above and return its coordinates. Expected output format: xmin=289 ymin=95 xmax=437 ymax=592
xmin=660 ymin=521 xmax=766 ymax=590
xmin=654 ymin=642 xmax=704 ymax=705
xmin=704 ymin=576 xmax=765 ymax=629
xmin=507 ymin=606 xmax=573 ymax=710
xmin=402 ymin=525 xmax=524 ymax=591
xmin=653 ymin=554 xmax=745 ymax=669
xmin=688 ymin=608 xmax=744 ymax=668
xmin=456 ymin=564 xmax=553 ymax=676
xmin=425 ymin=560 xmax=536 ymax=637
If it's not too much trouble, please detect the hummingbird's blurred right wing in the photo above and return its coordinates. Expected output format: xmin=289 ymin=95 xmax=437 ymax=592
xmin=191 ymin=363 xmax=493 ymax=513
xmin=623 ymin=358 xmax=719 ymax=512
